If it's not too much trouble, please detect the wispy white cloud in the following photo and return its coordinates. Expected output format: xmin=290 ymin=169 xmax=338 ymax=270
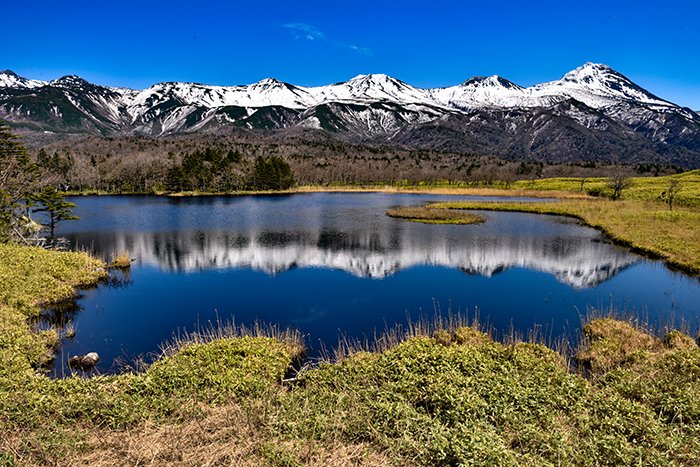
xmin=283 ymin=23 xmax=325 ymax=41
xmin=344 ymin=44 xmax=373 ymax=56
xmin=280 ymin=23 xmax=372 ymax=55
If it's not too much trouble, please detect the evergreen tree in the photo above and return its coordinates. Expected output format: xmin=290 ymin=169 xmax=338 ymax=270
xmin=251 ymin=156 xmax=295 ymax=190
xmin=165 ymin=147 xmax=244 ymax=192
xmin=31 ymin=187 xmax=79 ymax=237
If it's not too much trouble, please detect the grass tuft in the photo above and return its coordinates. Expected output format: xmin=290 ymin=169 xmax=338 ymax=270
xmin=110 ymin=252 xmax=131 ymax=269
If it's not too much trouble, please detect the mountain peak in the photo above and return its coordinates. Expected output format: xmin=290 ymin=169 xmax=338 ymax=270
xmin=348 ymin=73 xmax=398 ymax=83
xmin=345 ymin=73 xmax=412 ymax=92
xmin=255 ymin=77 xmax=281 ymax=85
xmin=561 ymin=62 xmax=620 ymax=83
xmin=550 ymin=62 xmax=672 ymax=107
xmin=0 ymin=69 xmax=46 ymax=88
xmin=462 ymin=75 xmax=522 ymax=90
xmin=579 ymin=62 xmax=614 ymax=72
xmin=51 ymin=75 xmax=90 ymax=86
xmin=251 ymin=78 xmax=293 ymax=90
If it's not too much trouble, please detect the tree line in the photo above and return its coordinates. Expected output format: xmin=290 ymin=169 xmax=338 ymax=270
xmin=1 ymin=125 xmax=298 ymax=242
xmin=30 ymin=134 xmax=685 ymax=195
xmin=165 ymin=147 xmax=294 ymax=191
xmin=1 ymin=122 xmax=686 ymax=244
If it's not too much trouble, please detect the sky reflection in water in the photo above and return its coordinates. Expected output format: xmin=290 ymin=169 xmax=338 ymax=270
xmin=47 ymin=193 xmax=700 ymax=374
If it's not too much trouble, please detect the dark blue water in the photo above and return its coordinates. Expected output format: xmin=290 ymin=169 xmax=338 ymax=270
xmin=46 ymin=193 xmax=700 ymax=375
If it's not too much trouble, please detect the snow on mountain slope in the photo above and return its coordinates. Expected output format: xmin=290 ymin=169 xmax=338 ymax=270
xmin=127 ymin=78 xmax=317 ymax=118
xmin=1 ymin=64 xmax=698 ymax=164
xmin=1 ymin=64 xmax=693 ymax=117
xmin=429 ymin=64 xmax=688 ymax=116
xmin=530 ymin=63 xmax=680 ymax=112
xmin=431 ymin=75 xmax=548 ymax=110
xmin=0 ymin=70 xmax=47 ymax=88
xmin=298 ymin=101 xmax=447 ymax=136
xmin=306 ymin=74 xmax=436 ymax=106
xmin=122 ymin=74 xmax=437 ymax=124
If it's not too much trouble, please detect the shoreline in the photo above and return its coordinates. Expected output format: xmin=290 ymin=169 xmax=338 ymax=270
xmin=64 ymin=185 xmax=590 ymax=200
xmin=430 ymin=199 xmax=700 ymax=276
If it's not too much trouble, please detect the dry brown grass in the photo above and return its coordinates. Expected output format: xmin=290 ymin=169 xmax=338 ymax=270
xmin=162 ymin=185 xmax=590 ymax=199
xmin=292 ymin=185 xmax=590 ymax=199
xmin=576 ymin=318 xmax=661 ymax=373
xmin=65 ymin=404 xmax=393 ymax=467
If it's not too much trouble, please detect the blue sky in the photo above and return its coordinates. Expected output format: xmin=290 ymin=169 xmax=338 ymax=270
xmin=3 ymin=0 xmax=699 ymax=108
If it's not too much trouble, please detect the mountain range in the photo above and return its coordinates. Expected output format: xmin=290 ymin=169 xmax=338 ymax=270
xmin=1 ymin=63 xmax=699 ymax=167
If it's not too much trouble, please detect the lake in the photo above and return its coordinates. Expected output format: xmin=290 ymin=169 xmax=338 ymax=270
xmin=46 ymin=193 xmax=700 ymax=375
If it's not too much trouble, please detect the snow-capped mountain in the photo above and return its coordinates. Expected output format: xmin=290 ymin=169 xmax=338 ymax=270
xmin=308 ymin=73 xmax=437 ymax=106
xmin=430 ymin=75 xmax=536 ymax=110
xmin=0 ymin=69 xmax=46 ymax=89
xmin=533 ymin=63 xmax=675 ymax=110
xmin=1 ymin=63 xmax=699 ymax=166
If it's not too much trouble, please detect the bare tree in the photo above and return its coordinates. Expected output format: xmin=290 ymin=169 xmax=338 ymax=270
xmin=665 ymin=179 xmax=682 ymax=211
xmin=607 ymin=175 xmax=631 ymax=201
xmin=579 ymin=177 xmax=588 ymax=193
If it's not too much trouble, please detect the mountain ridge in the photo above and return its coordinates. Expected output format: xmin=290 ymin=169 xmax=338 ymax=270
xmin=1 ymin=63 xmax=687 ymax=110
xmin=1 ymin=63 xmax=699 ymax=167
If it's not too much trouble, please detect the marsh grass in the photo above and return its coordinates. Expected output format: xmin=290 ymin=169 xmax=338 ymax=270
xmin=110 ymin=251 xmax=131 ymax=269
xmin=329 ymin=310 xmax=488 ymax=361
xmin=386 ymin=206 xmax=486 ymax=224
xmin=158 ymin=318 xmax=305 ymax=363
xmin=512 ymin=170 xmax=700 ymax=207
xmin=273 ymin=314 xmax=699 ymax=466
xmin=77 ymin=184 xmax=589 ymax=200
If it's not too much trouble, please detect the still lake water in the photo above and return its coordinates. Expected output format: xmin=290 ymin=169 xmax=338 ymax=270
xmin=48 ymin=193 xmax=700 ymax=374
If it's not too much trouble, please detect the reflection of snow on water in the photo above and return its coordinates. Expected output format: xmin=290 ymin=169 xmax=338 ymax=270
xmin=74 ymin=229 xmax=636 ymax=289
xmin=53 ymin=194 xmax=700 ymax=376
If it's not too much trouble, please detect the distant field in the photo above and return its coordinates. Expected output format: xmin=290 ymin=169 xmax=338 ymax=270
xmin=512 ymin=170 xmax=700 ymax=207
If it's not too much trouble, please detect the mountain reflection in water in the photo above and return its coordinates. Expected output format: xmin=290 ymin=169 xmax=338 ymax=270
xmin=67 ymin=227 xmax=635 ymax=288
xmin=50 ymin=194 xmax=700 ymax=375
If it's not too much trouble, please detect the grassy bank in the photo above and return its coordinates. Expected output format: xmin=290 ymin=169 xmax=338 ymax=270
xmin=0 ymin=244 xmax=107 ymax=381
xmin=430 ymin=199 xmax=700 ymax=274
xmin=1 ymin=244 xmax=699 ymax=465
xmin=0 ymin=243 xmax=304 ymax=464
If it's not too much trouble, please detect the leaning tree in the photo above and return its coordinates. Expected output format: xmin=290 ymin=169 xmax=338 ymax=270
xmin=31 ymin=187 xmax=79 ymax=237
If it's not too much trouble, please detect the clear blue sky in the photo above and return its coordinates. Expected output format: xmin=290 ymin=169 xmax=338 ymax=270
xmin=3 ymin=0 xmax=699 ymax=109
